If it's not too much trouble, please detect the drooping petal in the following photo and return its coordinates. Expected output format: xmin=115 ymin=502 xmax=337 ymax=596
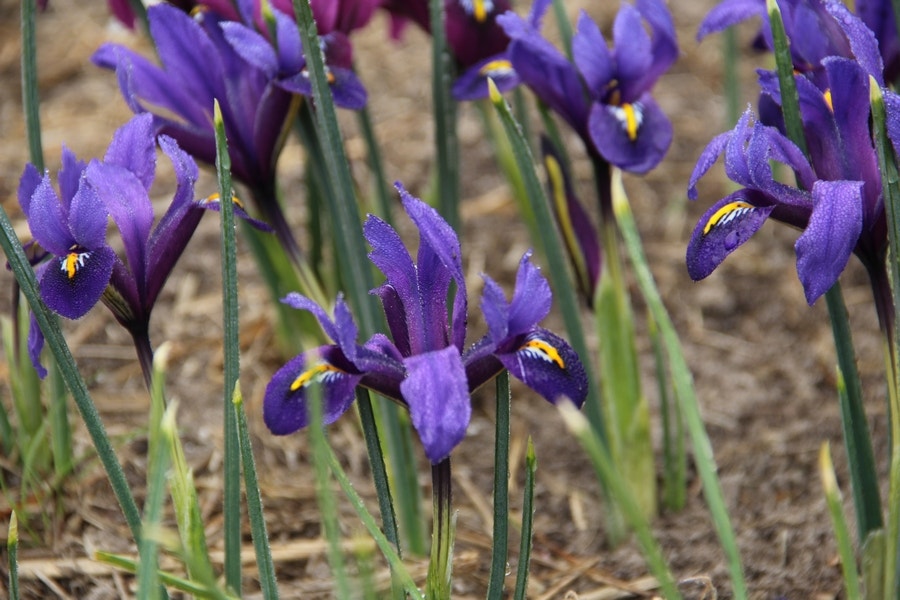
xmin=39 ymin=245 xmax=116 ymax=320
xmin=452 ymin=55 xmax=519 ymax=101
xmin=795 ymin=180 xmax=864 ymax=304
xmin=497 ymin=328 xmax=588 ymax=407
xmin=401 ymin=346 xmax=471 ymax=464
xmin=263 ymin=348 xmax=362 ymax=435
xmin=686 ymin=192 xmax=775 ymax=281
xmin=588 ymin=95 xmax=672 ymax=174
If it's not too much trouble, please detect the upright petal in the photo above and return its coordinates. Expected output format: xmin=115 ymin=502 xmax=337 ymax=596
xmin=507 ymin=252 xmax=551 ymax=336
xmin=401 ymin=346 xmax=471 ymax=464
xmin=26 ymin=177 xmax=72 ymax=256
xmin=572 ymin=11 xmax=613 ymax=96
xmin=103 ymin=113 xmax=157 ymax=192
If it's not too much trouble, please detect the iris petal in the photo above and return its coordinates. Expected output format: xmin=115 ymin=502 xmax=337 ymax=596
xmin=497 ymin=329 xmax=588 ymax=407
xmin=39 ymin=245 xmax=116 ymax=320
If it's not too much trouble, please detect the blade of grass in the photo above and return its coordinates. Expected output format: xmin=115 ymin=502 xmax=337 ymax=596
xmin=95 ymin=552 xmax=239 ymax=600
xmin=233 ymin=383 xmax=279 ymax=600
xmin=21 ymin=0 xmax=43 ymax=171
xmin=48 ymin=358 xmax=73 ymax=479
xmin=611 ymin=168 xmax=745 ymax=598
xmin=486 ymin=372 xmax=511 ymax=599
xmin=512 ymin=439 xmax=536 ymax=600
xmin=213 ymin=100 xmax=243 ymax=595
xmin=820 ymin=440 xmax=863 ymax=600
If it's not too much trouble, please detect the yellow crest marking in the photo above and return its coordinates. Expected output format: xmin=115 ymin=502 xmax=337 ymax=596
xmin=61 ymin=251 xmax=90 ymax=280
xmin=290 ymin=363 xmax=341 ymax=392
xmin=479 ymin=59 xmax=513 ymax=76
xmin=521 ymin=338 xmax=565 ymax=370
xmin=702 ymin=201 xmax=754 ymax=235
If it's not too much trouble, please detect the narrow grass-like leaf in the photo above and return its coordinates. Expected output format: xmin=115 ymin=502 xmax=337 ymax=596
xmin=95 ymin=552 xmax=239 ymax=600
xmin=766 ymin=0 xmax=807 ymax=156
xmin=820 ymin=441 xmax=862 ymax=600
xmin=356 ymin=102 xmax=394 ymax=224
xmin=428 ymin=0 xmax=460 ymax=229
xmin=486 ymin=372 xmax=511 ymax=599
xmin=379 ymin=401 xmax=427 ymax=555
xmin=307 ymin=384 xmax=352 ymax=598
xmin=649 ymin=311 xmax=686 ymax=512
xmin=487 ymin=79 xmax=606 ymax=442
xmin=425 ymin=459 xmax=454 ymax=600
xmin=611 ymin=169 xmax=744 ymax=598
xmin=8 ymin=511 xmax=19 ymax=600
xmin=512 ymin=439 xmax=536 ymax=600
xmin=326 ymin=448 xmax=425 ymax=599
xmin=213 ymin=100 xmax=243 ymax=594
xmin=0 ymin=204 xmax=143 ymax=541
xmin=559 ymin=403 xmax=681 ymax=598
xmin=48 ymin=358 xmax=73 ymax=479
xmin=233 ymin=383 xmax=279 ymax=600
xmin=551 ymin=0 xmax=573 ymax=61
xmin=723 ymin=27 xmax=741 ymax=126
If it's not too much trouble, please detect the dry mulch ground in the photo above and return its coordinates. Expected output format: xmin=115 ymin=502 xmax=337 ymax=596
xmin=0 ymin=0 xmax=889 ymax=598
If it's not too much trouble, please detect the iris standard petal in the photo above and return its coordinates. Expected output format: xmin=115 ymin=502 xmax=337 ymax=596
xmin=686 ymin=192 xmax=775 ymax=281
xmin=572 ymin=11 xmax=613 ymax=95
xmin=264 ymin=349 xmax=362 ymax=435
xmin=67 ymin=179 xmax=109 ymax=251
xmin=18 ymin=163 xmax=43 ymax=219
xmin=480 ymin=276 xmax=510 ymax=344
xmin=282 ymin=292 xmax=342 ymax=343
xmin=103 ymin=113 xmax=157 ymax=192
xmin=795 ymin=180 xmax=864 ymax=304
xmin=497 ymin=328 xmax=588 ymax=407
xmin=27 ymin=177 xmax=74 ymax=256
xmin=588 ymin=94 xmax=673 ymax=174
xmin=612 ymin=4 xmax=653 ymax=90
xmin=58 ymin=146 xmax=87 ymax=208
xmin=687 ymin=130 xmax=731 ymax=200
xmin=401 ymin=346 xmax=471 ymax=464
xmin=40 ymin=245 xmax=116 ymax=320
xmin=507 ymin=252 xmax=552 ymax=336
xmin=697 ymin=0 xmax=765 ymax=41
xmin=221 ymin=21 xmax=280 ymax=78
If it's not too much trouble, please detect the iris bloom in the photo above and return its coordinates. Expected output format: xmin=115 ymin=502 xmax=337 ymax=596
xmin=498 ymin=0 xmax=678 ymax=174
xmin=686 ymin=57 xmax=887 ymax=306
xmin=93 ymin=3 xmax=365 ymax=260
xmin=23 ymin=114 xmax=267 ymax=380
xmin=264 ymin=184 xmax=588 ymax=463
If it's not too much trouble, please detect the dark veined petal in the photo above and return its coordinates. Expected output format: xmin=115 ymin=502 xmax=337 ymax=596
xmin=497 ymin=328 xmax=588 ymax=407
xmin=686 ymin=193 xmax=775 ymax=281
xmin=263 ymin=349 xmax=362 ymax=435
xmin=588 ymin=94 xmax=672 ymax=174
xmin=40 ymin=245 xmax=116 ymax=320
xmin=452 ymin=55 xmax=519 ymax=101
xmin=400 ymin=346 xmax=471 ymax=464
xmin=795 ymin=180 xmax=864 ymax=305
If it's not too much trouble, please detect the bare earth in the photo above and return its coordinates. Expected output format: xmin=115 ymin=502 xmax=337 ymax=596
xmin=0 ymin=0 xmax=887 ymax=598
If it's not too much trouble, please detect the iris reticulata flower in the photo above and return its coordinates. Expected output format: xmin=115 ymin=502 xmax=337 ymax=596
xmin=498 ymin=0 xmax=678 ymax=174
xmin=264 ymin=183 xmax=588 ymax=464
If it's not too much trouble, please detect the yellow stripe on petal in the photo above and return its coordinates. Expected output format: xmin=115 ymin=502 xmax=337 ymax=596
xmin=479 ymin=59 xmax=513 ymax=77
xmin=203 ymin=192 xmax=246 ymax=210
xmin=61 ymin=251 xmax=91 ymax=280
xmin=290 ymin=363 xmax=342 ymax=392
xmin=521 ymin=338 xmax=565 ymax=370
xmin=611 ymin=103 xmax=643 ymax=142
xmin=823 ymin=89 xmax=834 ymax=112
xmin=702 ymin=201 xmax=754 ymax=235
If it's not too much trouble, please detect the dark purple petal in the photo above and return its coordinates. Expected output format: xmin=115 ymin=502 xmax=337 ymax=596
xmin=103 ymin=113 xmax=157 ymax=192
xmin=480 ymin=276 xmax=510 ymax=345
xmin=282 ymin=292 xmax=341 ymax=342
xmin=27 ymin=176 xmax=73 ymax=256
xmin=28 ymin=311 xmax=48 ymax=379
xmin=497 ymin=328 xmax=588 ymax=407
xmin=612 ymin=4 xmax=653 ymax=95
xmin=400 ymin=346 xmax=471 ymax=464
xmin=686 ymin=193 xmax=775 ymax=281
xmin=263 ymin=350 xmax=362 ymax=435
xmin=40 ymin=245 xmax=116 ymax=320
xmin=687 ymin=130 xmax=731 ymax=200
xmin=822 ymin=0 xmax=883 ymax=84
xmin=18 ymin=163 xmax=43 ymax=219
xmin=795 ymin=180 xmax=864 ymax=304
xmin=221 ymin=21 xmax=280 ymax=78
xmin=452 ymin=55 xmax=519 ymax=101
xmin=637 ymin=0 xmax=679 ymax=87
xmin=58 ymin=146 xmax=87 ymax=208
xmin=572 ymin=11 xmax=613 ymax=95
xmin=67 ymin=178 xmax=109 ymax=250
xmin=588 ymin=95 xmax=672 ymax=174
xmin=507 ymin=252 xmax=552 ymax=335
xmin=399 ymin=183 xmax=468 ymax=351
xmin=697 ymin=0 xmax=765 ymax=41
xmin=330 ymin=68 xmax=368 ymax=109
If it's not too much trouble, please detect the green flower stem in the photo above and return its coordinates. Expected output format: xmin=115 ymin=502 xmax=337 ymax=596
xmin=21 ymin=0 xmax=43 ymax=171
xmin=512 ymin=439 xmax=536 ymax=600
xmin=486 ymin=371 xmax=511 ymax=599
xmin=0 ymin=203 xmax=144 ymax=542
xmin=428 ymin=0 xmax=460 ymax=230
xmin=426 ymin=458 xmax=454 ymax=600
xmin=213 ymin=101 xmax=243 ymax=594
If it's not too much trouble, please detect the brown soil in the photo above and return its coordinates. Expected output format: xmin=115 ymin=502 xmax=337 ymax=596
xmin=0 ymin=0 xmax=887 ymax=598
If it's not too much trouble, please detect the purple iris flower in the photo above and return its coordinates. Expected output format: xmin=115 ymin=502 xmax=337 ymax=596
xmin=698 ymin=0 xmax=884 ymax=88
xmin=264 ymin=183 xmax=588 ymax=463
xmin=92 ymin=3 xmax=365 ymax=261
xmin=686 ymin=57 xmax=887 ymax=306
xmin=498 ymin=0 xmax=678 ymax=174
xmin=856 ymin=0 xmax=900 ymax=84
xmin=23 ymin=114 xmax=267 ymax=381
